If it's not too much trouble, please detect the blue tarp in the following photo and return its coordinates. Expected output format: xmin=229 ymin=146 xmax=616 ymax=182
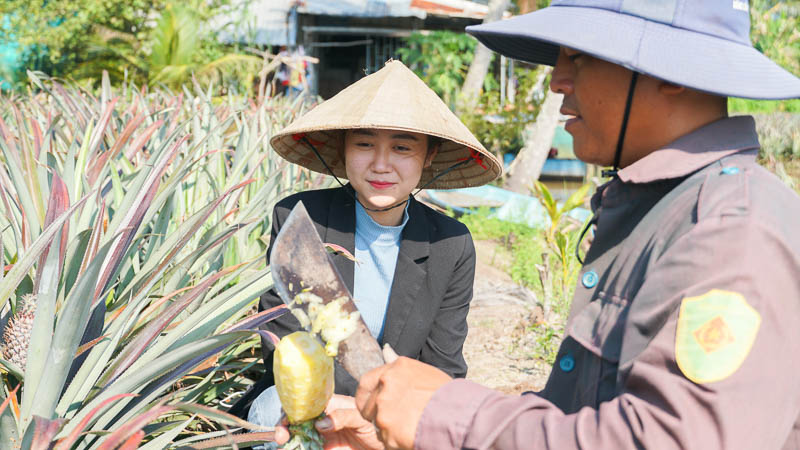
xmin=426 ymin=185 xmax=592 ymax=229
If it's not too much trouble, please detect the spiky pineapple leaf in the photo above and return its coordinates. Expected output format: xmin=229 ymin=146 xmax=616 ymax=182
xmin=136 ymin=415 xmax=196 ymax=450
xmin=29 ymin=415 xmax=65 ymax=450
xmin=58 ymin=331 xmax=253 ymax=438
xmin=53 ymin=394 xmax=138 ymax=450
xmin=21 ymin=231 xmax=62 ymax=421
xmin=0 ymin=192 xmax=91 ymax=313
xmin=95 ymin=403 xmax=173 ymax=450
xmin=97 ymin=264 xmax=241 ymax=388
xmin=0 ymin=358 xmax=23 ymax=379
xmin=0 ymin=385 xmax=20 ymax=450
xmin=27 ymin=234 xmax=116 ymax=426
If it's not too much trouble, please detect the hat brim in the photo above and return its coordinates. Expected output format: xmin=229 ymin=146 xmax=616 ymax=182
xmin=467 ymin=6 xmax=800 ymax=100
xmin=270 ymin=125 xmax=502 ymax=190
xmin=269 ymin=61 xmax=503 ymax=190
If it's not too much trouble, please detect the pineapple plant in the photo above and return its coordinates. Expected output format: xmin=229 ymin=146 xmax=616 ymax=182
xmin=0 ymin=71 xmax=326 ymax=447
xmin=274 ymin=331 xmax=335 ymax=450
xmin=1 ymin=295 xmax=36 ymax=370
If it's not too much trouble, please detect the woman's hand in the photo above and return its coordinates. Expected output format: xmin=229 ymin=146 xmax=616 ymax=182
xmin=273 ymin=395 xmax=384 ymax=450
xmin=316 ymin=395 xmax=385 ymax=450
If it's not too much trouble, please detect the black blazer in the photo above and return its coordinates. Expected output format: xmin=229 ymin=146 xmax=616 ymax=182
xmin=259 ymin=185 xmax=475 ymax=395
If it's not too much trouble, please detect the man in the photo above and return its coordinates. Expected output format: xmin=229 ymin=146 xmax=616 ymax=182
xmin=278 ymin=1 xmax=800 ymax=449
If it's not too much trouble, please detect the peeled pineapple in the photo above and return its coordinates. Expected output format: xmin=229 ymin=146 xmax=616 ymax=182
xmin=274 ymin=292 xmax=360 ymax=449
xmin=274 ymin=331 xmax=334 ymax=424
xmin=273 ymin=331 xmax=334 ymax=450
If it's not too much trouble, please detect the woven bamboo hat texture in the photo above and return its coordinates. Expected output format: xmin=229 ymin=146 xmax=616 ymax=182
xmin=270 ymin=60 xmax=502 ymax=189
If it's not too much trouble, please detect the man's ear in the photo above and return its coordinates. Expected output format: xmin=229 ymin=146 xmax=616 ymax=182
xmin=658 ymin=80 xmax=686 ymax=96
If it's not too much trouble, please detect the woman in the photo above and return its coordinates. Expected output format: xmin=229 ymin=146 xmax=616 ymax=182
xmin=243 ymin=61 xmax=502 ymax=428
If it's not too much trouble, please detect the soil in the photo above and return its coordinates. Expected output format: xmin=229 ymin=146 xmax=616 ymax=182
xmin=462 ymin=239 xmax=553 ymax=395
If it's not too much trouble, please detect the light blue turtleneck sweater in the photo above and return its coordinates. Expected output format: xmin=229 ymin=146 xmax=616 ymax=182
xmin=353 ymin=199 xmax=409 ymax=341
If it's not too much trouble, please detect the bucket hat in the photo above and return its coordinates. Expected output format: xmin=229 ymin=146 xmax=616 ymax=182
xmin=270 ymin=60 xmax=502 ymax=189
xmin=466 ymin=0 xmax=800 ymax=100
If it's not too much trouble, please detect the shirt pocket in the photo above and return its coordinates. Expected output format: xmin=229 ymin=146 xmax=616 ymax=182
xmin=567 ymin=292 xmax=630 ymax=406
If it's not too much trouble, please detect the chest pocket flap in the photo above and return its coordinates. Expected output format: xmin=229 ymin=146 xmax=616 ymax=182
xmin=567 ymin=292 xmax=630 ymax=363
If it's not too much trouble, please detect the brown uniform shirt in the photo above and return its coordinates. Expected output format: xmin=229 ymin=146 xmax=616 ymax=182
xmin=415 ymin=116 xmax=800 ymax=449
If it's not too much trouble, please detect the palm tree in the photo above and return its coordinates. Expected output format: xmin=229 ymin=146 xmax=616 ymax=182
xmin=75 ymin=2 xmax=261 ymax=92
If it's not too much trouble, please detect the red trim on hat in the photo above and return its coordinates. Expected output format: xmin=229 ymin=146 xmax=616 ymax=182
xmin=458 ymin=150 xmax=488 ymax=170
xmin=291 ymin=133 xmax=325 ymax=146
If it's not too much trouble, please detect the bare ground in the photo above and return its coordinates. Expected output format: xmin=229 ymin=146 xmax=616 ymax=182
xmin=462 ymin=240 xmax=553 ymax=394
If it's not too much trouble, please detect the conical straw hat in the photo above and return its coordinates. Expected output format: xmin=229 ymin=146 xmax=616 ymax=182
xmin=270 ymin=60 xmax=502 ymax=189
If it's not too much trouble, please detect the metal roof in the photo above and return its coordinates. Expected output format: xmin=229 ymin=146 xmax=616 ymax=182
xmin=218 ymin=0 xmax=490 ymax=46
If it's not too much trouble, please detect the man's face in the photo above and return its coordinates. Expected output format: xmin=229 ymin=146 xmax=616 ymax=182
xmin=343 ymin=128 xmax=435 ymax=210
xmin=550 ymin=47 xmax=639 ymax=166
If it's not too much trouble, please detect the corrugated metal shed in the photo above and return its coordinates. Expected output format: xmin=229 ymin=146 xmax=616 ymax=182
xmin=220 ymin=0 xmax=489 ymax=46
xmin=300 ymin=0 xmax=423 ymax=18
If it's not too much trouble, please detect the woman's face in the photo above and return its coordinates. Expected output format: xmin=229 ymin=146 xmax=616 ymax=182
xmin=343 ymin=128 xmax=436 ymax=210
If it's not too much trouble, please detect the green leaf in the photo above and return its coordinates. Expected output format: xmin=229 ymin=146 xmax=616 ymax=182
xmin=22 ymin=174 xmax=70 ymax=422
xmin=97 ymin=265 xmax=239 ymax=389
xmin=137 ymin=415 xmax=195 ymax=450
xmin=560 ymin=183 xmax=592 ymax=216
xmin=175 ymin=403 xmax=269 ymax=430
xmin=0 ymin=385 xmax=20 ymax=450
xmin=532 ymin=182 xmax=556 ymax=215
xmin=20 ymin=230 xmax=62 ymax=422
xmin=0 ymin=192 xmax=91 ymax=310
xmin=27 ymin=235 xmax=115 ymax=426
xmin=29 ymin=415 xmax=65 ymax=450
xmin=95 ymin=403 xmax=174 ymax=450
xmin=53 ymin=394 xmax=138 ymax=450
xmin=59 ymin=332 xmax=252 ymax=437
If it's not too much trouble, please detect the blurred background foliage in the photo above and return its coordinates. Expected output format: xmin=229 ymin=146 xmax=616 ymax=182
xmin=730 ymin=0 xmax=800 ymax=113
xmin=0 ymin=0 xmax=259 ymax=91
xmin=397 ymin=31 xmax=478 ymax=109
xmin=398 ymin=31 xmax=545 ymax=157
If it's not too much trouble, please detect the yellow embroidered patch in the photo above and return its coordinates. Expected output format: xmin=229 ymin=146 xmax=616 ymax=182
xmin=675 ymin=289 xmax=761 ymax=384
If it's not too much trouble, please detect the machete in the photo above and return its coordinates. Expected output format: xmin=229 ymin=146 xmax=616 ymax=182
xmin=269 ymin=201 xmax=385 ymax=381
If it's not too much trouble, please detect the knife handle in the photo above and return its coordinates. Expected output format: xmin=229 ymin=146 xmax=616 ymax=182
xmin=336 ymin=320 xmax=386 ymax=381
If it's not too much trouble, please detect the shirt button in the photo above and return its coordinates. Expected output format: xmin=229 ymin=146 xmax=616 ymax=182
xmin=721 ymin=166 xmax=740 ymax=175
xmin=559 ymin=354 xmax=575 ymax=373
xmin=582 ymin=270 xmax=598 ymax=288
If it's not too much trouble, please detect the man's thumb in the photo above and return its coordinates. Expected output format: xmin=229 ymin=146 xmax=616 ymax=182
xmin=382 ymin=343 xmax=399 ymax=363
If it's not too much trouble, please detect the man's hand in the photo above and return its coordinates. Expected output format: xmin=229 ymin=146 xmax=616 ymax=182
xmin=355 ymin=349 xmax=452 ymax=450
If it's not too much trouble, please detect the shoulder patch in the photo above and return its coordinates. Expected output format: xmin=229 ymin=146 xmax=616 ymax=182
xmin=675 ymin=289 xmax=761 ymax=384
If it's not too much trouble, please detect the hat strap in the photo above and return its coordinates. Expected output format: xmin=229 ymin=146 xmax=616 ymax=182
xmin=301 ymin=136 xmax=474 ymax=211
xmin=602 ymin=71 xmax=639 ymax=178
xmin=574 ymin=214 xmax=599 ymax=265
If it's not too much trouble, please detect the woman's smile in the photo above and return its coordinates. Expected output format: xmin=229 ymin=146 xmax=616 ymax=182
xmin=368 ymin=180 xmax=396 ymax=189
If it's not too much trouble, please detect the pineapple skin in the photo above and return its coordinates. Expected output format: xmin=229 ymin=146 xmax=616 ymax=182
xmin=1 ymin=295 xmax=37 ymax=369
xmin=273 ymin=331 xmax=334 ymax=424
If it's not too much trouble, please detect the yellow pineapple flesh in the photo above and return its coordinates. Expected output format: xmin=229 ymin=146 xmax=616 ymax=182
xmin=273 ymin=331 xmax=334 ymax=424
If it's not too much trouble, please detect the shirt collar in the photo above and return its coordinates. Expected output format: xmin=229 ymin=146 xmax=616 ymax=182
xmin=354 ymin=196 xmax=410 ymax=245
xmin=617 ymin=116 xmax=760 ymax=184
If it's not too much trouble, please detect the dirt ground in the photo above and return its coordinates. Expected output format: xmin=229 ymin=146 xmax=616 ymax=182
xmin=462 ymin=240 xmax=553 ymax=394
